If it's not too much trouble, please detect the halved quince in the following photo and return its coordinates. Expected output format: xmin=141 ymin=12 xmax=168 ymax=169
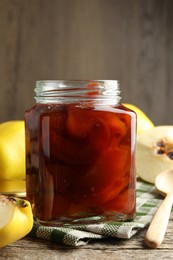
xmin=124 ymin=103 xmax=154 ymax=134
xmin=136 ymin=126 xmax=173 ymax=183
xmin=0 ymin=195 xmax=33 ymax=247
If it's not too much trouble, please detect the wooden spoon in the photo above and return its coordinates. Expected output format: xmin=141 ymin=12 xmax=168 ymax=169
xmin=145 ymin=169 xmax=173 ymax=248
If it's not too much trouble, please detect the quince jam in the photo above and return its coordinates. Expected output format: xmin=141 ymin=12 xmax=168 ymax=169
xmin=25 ymin=82 xmax=136 ymax=225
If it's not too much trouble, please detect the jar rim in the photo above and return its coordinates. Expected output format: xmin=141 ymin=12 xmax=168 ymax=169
xmin=34 ymin=80 xmax=121 ymax=106
xmin=36 ymin=80 xmax=119 ymax=89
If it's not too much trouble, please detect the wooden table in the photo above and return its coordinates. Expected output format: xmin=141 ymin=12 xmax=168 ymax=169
xmin=0 ymin=213 xmax=173 ymax=260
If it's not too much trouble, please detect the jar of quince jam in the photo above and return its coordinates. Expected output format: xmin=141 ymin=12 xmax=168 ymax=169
xmin=25 ymin=80 xmax=136 ymax=226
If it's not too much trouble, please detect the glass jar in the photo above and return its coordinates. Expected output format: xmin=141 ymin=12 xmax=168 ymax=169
xmin=25 ymin=80 xmax=136 ymax=226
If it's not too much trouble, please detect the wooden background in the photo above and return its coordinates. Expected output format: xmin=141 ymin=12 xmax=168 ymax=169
xmin=0 ymin=0 xmax=173 ymax=125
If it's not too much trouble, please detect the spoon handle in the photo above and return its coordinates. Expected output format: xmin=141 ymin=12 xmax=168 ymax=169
xmin=145 ymin=194 xmax=173 ymax=248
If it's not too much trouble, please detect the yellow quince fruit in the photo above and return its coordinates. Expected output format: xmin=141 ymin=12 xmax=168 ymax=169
xmin=0 ymin=195 xmax=33 ymax=247
xmin=0 ymin=121 xmax=26 ymax=193
xmin=123 ymin=103 xmax=154 ymax=134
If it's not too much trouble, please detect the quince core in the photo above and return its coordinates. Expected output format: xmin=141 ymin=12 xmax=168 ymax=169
xmin=136 ymin=126 xmax=173 ymax=184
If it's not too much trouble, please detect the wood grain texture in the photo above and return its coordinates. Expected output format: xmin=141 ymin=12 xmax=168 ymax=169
xmin=0 ymin=214 xmax=173 ymax=259
xmin=0 ymin=0 xmax=173 ymax=124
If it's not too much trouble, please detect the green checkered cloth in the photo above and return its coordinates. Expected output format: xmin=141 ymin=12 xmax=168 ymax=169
xmin=28 ymin=180 xmax=163 ymax=246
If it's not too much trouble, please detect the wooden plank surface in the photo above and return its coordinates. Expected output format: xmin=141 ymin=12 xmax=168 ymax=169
xmin=0 ymin=213 xmax=173 ymax=259
xmin=0 ymin=0 xmax=173 ymax=124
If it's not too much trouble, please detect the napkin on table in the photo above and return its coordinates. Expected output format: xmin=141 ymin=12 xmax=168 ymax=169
xmin=28 ymin=180 xmax=163 ymax=246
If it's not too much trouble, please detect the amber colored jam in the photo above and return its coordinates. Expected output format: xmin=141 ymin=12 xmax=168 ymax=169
xmin=25 ymin=103 xmax=136 ymax=225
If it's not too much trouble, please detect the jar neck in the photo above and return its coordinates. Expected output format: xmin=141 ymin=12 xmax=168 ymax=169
xmin=34 ymin=80 xmax=121 ymax=106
